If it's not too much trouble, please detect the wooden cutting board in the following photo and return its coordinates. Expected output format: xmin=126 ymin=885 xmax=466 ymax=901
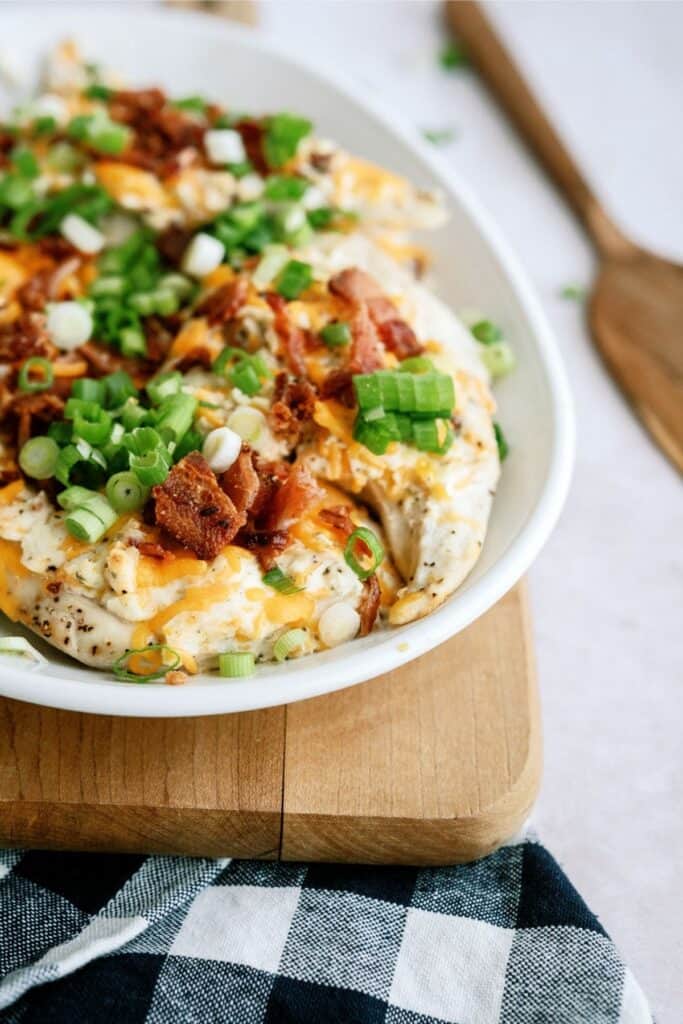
xmin=0 ymin=582 xmax=539 ymax=864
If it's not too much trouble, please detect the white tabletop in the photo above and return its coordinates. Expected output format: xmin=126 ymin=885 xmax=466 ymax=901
xmin=262 ymin=3 xmax=683 ymax=1019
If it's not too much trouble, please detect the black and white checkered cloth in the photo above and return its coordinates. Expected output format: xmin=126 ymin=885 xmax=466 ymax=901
xmin=0 ymin=832 xmax=652 ymax=1023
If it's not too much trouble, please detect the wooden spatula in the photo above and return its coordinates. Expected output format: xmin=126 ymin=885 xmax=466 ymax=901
xmin=446 ymin=1 xmax=683 ymax=472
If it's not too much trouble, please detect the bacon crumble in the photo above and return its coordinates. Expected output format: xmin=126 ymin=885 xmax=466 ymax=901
xmin=152 ymin=452 xmax=245 ymax=560
xmin=195 ymin=276 xmax=249 ymax=326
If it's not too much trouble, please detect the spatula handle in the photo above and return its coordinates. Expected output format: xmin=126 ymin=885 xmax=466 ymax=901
xmin=445 ymin=1 xmax=633 ymax=257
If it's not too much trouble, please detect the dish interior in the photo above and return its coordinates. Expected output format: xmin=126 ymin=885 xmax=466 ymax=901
xmin=0 ymin=7 xmax=572 ymax=714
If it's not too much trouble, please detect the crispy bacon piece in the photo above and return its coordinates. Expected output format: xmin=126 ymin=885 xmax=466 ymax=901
xmin=156 ymin=224 xmax=193 ymax=267
xmin=265 ymin=292 xmax=309 ymax=376
xmin=329 ymin=267 xmax=423 ymax=362
xmin=261 ymin=465 xmax=319 ymax=533
xmin=108 ymin=88 xmax=205 ymax=176
xmin=220 ymin=445 xmax=260 ymax=515
xmin=0 ymin=313 xmax=54 ymax=363
xmin=318 ymin=369 xmax=355 ymax=407
xmin=377 ymin=318 xmax=422 ymax=359
xmin=6 ymin=393 xmax=65 ymax=449
xmin=152 ymin=452 xmax=245 ymax=560
xmin=318 ymin=504 xmax=354 ymax=542
xmin=268 ymin=372 xmax=317 ymax=445
xmin=17 ymin=268 xmax=55 ymax=312
xmin=131 ymin=540 xmax=175 ymax=562
xmin=236 ymin=528 xmax=289 ymax=570
xmin=234 ymin=118 xmax=269 ymax=175
xmin=348 ymin=305 xmax=385 ymax=374
xmin=359 ymin=574 xmax=381 ymax=636
xmin=195 ymin=276 xmax=248 ymax=326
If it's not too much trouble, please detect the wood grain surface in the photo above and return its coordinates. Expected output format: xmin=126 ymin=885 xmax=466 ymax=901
xmin=0 ymin=583 xmax=539 ymax=864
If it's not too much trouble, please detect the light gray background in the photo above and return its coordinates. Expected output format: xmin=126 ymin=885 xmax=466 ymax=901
xmin=260 ymin=3 xmax=682 ymax=1020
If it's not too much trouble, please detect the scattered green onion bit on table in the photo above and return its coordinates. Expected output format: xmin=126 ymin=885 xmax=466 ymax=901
xmin=113 ymin=645 xmax=182 ymax=682
xmin=273 ymin=628 xmax=308 ymax=663
xmin=422 ymin=127 xmax=457 ymax=146
xmin=18 ymin=436 xmax=59 ymax=479
xmin=262 ymin=567 xmax=302 ymax=595
xmin=344 ymin=527 xmax=384 ymax=581
xmin=560 ymin=283 xmax=585 ymax=301
xmin=439 ymin=40 xmax=468 ymax=70
xmin=218 ymin=651 xmax=256 ymax=678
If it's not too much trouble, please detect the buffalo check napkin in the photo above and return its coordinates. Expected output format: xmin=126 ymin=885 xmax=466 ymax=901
xmin=0 ymin=832 xmax=652 ymax=1023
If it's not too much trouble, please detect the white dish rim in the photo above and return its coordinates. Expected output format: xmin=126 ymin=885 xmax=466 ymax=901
xmin=0 ymin=10 xmax=575 ymax=716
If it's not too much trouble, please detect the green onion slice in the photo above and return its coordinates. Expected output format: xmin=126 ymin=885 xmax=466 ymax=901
xmin=481 ymin=340 xmax=516 ymax=379
xmin=72 ymin=406 xmax=112 ymax=446
xmin=65 ymin=494 xmax=117 ymax=542
xmin=55 ymin=441 xmax=107 ymax=487
xmin=412 ymin=419 xmax=454 ymax=454
xmin=70 ymin=377 xmax=106 ymax=404
xmin=399 ymin=356 xmax=435 ymax=374
xmin=262 ymin=567 xmax=302 ymax=595
xmin=104 ymin=370 xmax=138 ymax=409
xmin=320 ymin=321 xmax=351 ymax=348
xmin=471 ymin=320 xmax=502 ymax=345
xmin=273 ymin=628 xmax=308 ymax=663
xmin=494 ymin=422 xmax=509 ymax=461
xmin=0 ymin=636 xmax=47 ymax=669
xmin=18 ymin=436 xmax=60 ymax=480
xmin=106 ymin=471 xmax=150 ymax=513
xmin=218 ymin=651 xmax=256 ymax=678
xmin=276 ymin=259 xmax=313 ymax=300
xmin=57 ymin=485 xmax=99 ymax=511
xmin=147 ymin=371 xmax=183 ymax=406
xmin=130 ymin=450 xmax=170 ymax=487
xmin=18 ymin=357 xmax=54 ymax=393
xmin=113 ymin=644 xmax=182 ymax=683
xmin=344 ymin=527 xmax=384 ymax=580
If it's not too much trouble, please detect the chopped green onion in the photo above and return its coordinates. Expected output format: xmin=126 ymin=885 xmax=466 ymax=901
xmin=353 ymin=370 xmax=455 ymax=418
xmin=70 ymin=377 xmax=106 ymax=404
xmin=147 ymin=371 xmax=183 ymax=405
xmin=471 ymin=320 xmax=502 ymax=345
xmin=560 ymin=283 xmax=585 ymax=301
xmin=0 ymin=636 xmax=47 ymax=669
xmin=230 ymin=360 xmax=261 ymax=396
xmin=218 ymin=651 xmax=256 ymax=677
xmin=307 ymin=207 xmax=334 ymax=229
xmin=264 ymin=113 xmax=312 ymax=169
xmin=33 ymin=115 xmax=57 ymax=137
xmin=71 ymin=404 xmax=113 ymax=446
xmin=252 ymin=244 xmax=290 ymax=288
xmin=18 ymin=436 xmax=60 ymax=479
xmin=265 ymin=175 xmax=309 ymax=200
xmin=55 ymin=441 xmax=107 ymax=487
xmin=320 ymin=321 xmax=351 ymax=348
xmin=226 ymin=160 xmax=253 ymax=179
xmin=47 ymin=142 xmax=82 ymax=172
xmin=11 ymin=146 xmax=39 ymax=179
xmin=399 ymin=356 xmax=435 ymax=374
xmin=273 ymin=628 xmax=308 ymax=663
xmin=119 ymin=326 xmax=147 ymax=357
xmin=276 ymin=259 xmax=313 ymax=300
xmin=262 ymin=567 xmax=302 ymax=595
xmin=173 ymin=428 xmax=203 ymax=462
xmin=412 ymin=419 xmax=454 ymax=454
xmin=120 ymin=398 xmax=148 ymax=431
xmin=439 ymin=40 xmax=468 ymax=70
xmin=106 ymin=471 xmax=150 ymax=513
xmin=112 ymin=644 xmax=182 ymax=682
xmin=154 ymin=393 xmax=197 ymax=442
xmin=422 ymin=127 xmax=457 ymax=146
xmin=65 ymin=493 xmax=117 ymax=542
xmin=481 ymin=340 xmax=516 ymax=379
xmin=104 ymin=370 xmax=138 ymax=408
xmin=494 ymin=422 xmax=509 ymax=461
xmin=123 ymin=426 xmax=168 ymax=456
xmin=0 ymin=173 xmax=35 ymax=210
xmin=17 ymin=357 xmax=54 ymax=393
xmin=344 ymin=527 xmax=384 ymax=580
xmin=57 ymin=485 xmax=99 ymax=511
xmin=90 ymin=275 xmax=126 ymax=297
xmin=130 ymin=449 xmax=170 ymax=487
xmin=88 ymin=122 xmax=130 ymax=154
xmin=47 ymin=421 xmax=73 ymax=445
xmin=353 ymin=412 xmax=409 ymax=455
xmin=172 ymin=96 xmax=207 ymax=114
xmin=84 ymin=83 xmax=112 ymax=100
